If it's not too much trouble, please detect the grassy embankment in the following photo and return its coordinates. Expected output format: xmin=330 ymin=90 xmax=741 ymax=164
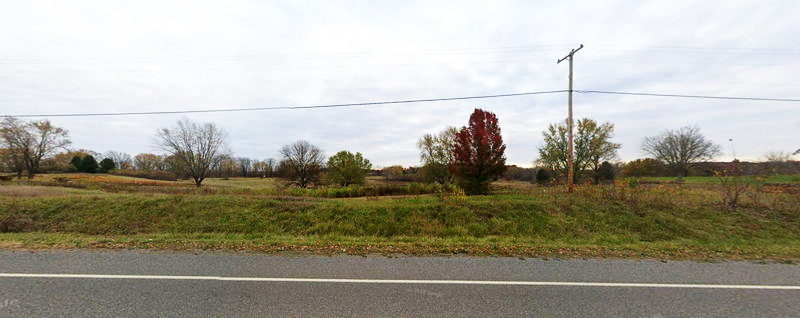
xmin=1 ymin=174 xmax=799 ymax=261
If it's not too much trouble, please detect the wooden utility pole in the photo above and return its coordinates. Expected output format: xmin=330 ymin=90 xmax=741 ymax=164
xmin=557 ymin=44 xmax=583 ymax=193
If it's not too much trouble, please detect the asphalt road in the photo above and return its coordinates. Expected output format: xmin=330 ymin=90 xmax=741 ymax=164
xmin=1 ymin=250 xmax=799 ymax=317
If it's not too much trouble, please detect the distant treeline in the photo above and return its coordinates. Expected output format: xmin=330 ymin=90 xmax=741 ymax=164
xmin=3 ymin=114 xmax=797 ymax=190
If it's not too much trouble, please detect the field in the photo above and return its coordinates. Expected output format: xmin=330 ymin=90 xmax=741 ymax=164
xmin=2 ymin=173 xmax=800 ymax=261
xmin=639 ymin=175 xmax=800 ymax=184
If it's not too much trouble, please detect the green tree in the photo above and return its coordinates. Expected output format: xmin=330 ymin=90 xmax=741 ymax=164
xmin=98 ymin=158 xmax=115 ymax=173
xmin=46 ymin=150 xmax=93 ymax=172
xmin=417 ymin=127 xmax=457 ymax=184
xmin=81 ymin=155 xmax=98 ymax=173
xmin=535 ymin=168 xmax=552 ymax=185
xmin=70 ymin=155 xmax=84 ymax=172
xmin=327 ymin=151 xmax=372 ymax=186
xmin=597 ymin=161 xmax=616 ymax=182
xmin=537 ymin=118 xmax=620 ymax=184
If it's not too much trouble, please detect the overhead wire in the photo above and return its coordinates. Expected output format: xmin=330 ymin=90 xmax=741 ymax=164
xmin=3 ymin=89 xmax=799 ymax=118
xmin=576 ymin=90 xmax=800 ymax=102
xmin=1 ymin=90 xmax=569 ymax=118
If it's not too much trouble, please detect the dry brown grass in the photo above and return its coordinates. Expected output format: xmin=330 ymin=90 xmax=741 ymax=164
xmin=0 ymin=185 xmax=84 ymax=197
xmin=50 ymin=173 xmax=180 ymax=186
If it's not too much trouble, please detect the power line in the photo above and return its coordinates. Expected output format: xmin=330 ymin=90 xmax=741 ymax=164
xmin=4 ymin=89 xmax=798 ymax=118
xmin=587 ymin=44 xmax=800 ymax=54
xmin=0 ymin=80 xmax=504 ymax=103
xmin=1 ymin=90 xmax=568 ymax=118
xmin=0 ymin=45 xmax=576 ymax=64
xmin=576 ymin=90 xmax=800 ymax=102
xmin=0 ymin=58 xmax=555 ymax=74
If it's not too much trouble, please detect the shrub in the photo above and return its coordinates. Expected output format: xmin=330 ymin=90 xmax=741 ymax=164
xmin=70 ymin=156 xmax=83 ymax=172
xmin=535 ymin=168 xmax=553 ymax=185
xmin=0 ymin=205 xmax=34 ymax=232
xmin=598 ymin=161 xmax=616 ymax=182
xmin=716 ymin=165 xmax=749 ymax=211
xmin=98 ymin=158 xmax=115 ymax=173
xmin=81 ymin=155 xmax=99 ymax=173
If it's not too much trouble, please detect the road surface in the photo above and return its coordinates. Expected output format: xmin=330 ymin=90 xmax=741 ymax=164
xmin=1 ymin=250 xmax=799 ymax=317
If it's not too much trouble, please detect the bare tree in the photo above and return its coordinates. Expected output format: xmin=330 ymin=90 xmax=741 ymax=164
xmin=213 ymin=155 xmax=238 ymax=178
xmin=0 ymin=148 xmax=24 ymax=177
xmin=156 ymin=118 xmax=229 ymax=187
xmin=252 ymin=158 xmax=276 ymax=178
xmin=105 ymin=151 xmax=133 ymax=169
xmin=279 ymin=140 xmax=325 ymax=188
xmin=763 ymin=150 xmax=793 ymax=162
xmin=264 ymin=158 xmax=276 ymax=177
xmin=642 ymin=126 xmax=721 ymax=177
xmin=0 ymin=117 xmax=71 ymax=178
xmin=236 ymin=157 xmax=253 ymax=177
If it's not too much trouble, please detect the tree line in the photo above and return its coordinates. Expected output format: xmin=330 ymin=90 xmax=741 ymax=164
xmin=2 ymin=109 xmax=797 ymax=192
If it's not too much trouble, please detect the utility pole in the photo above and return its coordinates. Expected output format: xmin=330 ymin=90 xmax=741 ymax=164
xmin=557 ymin=44 xmax=583 ymax=193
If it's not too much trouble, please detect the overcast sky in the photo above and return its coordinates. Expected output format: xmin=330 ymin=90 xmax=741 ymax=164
xmin=1 ymin=0 xmax=798 ymax=167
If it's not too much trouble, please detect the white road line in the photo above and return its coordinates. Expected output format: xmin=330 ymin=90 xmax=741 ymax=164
xmin=1 ymin=273 xmax=799 ymax=290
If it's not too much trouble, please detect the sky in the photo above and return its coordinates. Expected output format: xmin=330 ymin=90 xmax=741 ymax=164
xmin=1 ymin=0 xmax=798 ymax=167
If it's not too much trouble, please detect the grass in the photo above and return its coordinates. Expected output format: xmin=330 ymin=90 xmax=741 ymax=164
xmin=2 ymin=173 xmax=800 ymax=261
xmin=8 ymin=173 xmax=453 ymax=197
xmin=2 ymin=232 xmax=798 ymax=261
xmin=639 ymin=175 xmax=800 ymax=184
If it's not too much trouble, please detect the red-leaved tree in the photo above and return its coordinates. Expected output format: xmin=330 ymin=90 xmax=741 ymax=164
xmin=451 ymin=108 xmax=507 ymax=194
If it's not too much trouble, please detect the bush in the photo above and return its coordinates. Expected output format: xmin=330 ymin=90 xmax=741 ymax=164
xmin=70 ymin=156 xmax=83 ymax=172
xmin=110 ymin=169 xmax=178 ymax=181
xmin=598 ymin=161 xmax=616 ymax=182
xmin=535 ymin=168 xmax=553 ymax=185
xmin=81 ymin=155 xmax=99 ymax=173
xmin=98 ymin=158 xmax=115 ymax=173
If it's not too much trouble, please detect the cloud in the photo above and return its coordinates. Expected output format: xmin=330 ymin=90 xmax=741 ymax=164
xmin=1 ymin=0 xmax=798 ymax=166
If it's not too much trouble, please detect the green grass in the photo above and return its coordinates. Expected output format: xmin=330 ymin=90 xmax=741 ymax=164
xmin=2 ymin=181 xmax=800 ymax=260
xmin=2 ymin=232 xmax=798 ymax=261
